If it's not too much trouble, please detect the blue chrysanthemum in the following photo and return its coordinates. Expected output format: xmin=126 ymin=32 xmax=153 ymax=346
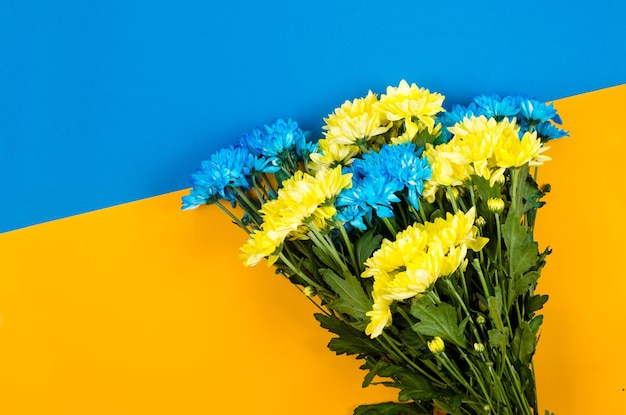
xmin=336 ymin=175 xmax=402 ymax=231
xmin=436 ymin=103 xmax=482 ymax=143
xmin=518 ymin=98 xmax=562 ymax=124
xmin=352 ymin=143 xmax=431 ymax=211
xmin=181 ymin=145 xmax=279 ymax=210
xmin=181 ymin=185 xmax=216 ymax=210
xmin=335 ymin=143 xmax=431 ymax=229
xmin=535 ymin=121 xmax=568 ymax=142
xmin=473 ymin=94 xmax=521 ymax=119
xmin=381 ymin=144 xmax=432 ymax=210
xmin=240 ymin=118 xmax=313 ymax=161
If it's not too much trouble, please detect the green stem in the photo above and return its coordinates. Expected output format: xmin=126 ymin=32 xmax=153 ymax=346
xmin=445 ymin=186 xmax=458 ymax=213
xmin=233 ymin=187 xmax=263 ymax=225
xmin=261 ymin=173 xmax=277 ymax=199
xmin=443 ymin=277 xmax=483 ymax=345
xmin=308 ymin=224 xmax=349 ymax=274
xmin=495 ymin=212 xmax=503 ymax=270
xmin=252 ymin=175 xmax=271 ymax=202
xmin=278 ymin=251 xmax=326 ymax=293
xmin=416 ymin=199 xmax=428 ymax=223
xmin=459 ymin=351 xmax=495 ymax=412
xmin=382 ymin=217 xmax=398 ymax=236
xmin=438 ymin=352 xmax=485 ymax=403
xmin=215 ymin=201 xmax=251 ymax=234
xmin=379 ymin=333 xmax=448 ymax=389
xmin=458 ymin=268 xmax=470 ymax=311
xmin=294 ymin=284 xmax=331 ymax=316
xmin=339 ymin=225 xmax=360 ymax=274
xmin=504 ymin=354 xmax=533 ymax=415
xmin=472 ymin=259 xmax=491 ymax=297
xmin=487 ymin=363 xmax=513 ymax=414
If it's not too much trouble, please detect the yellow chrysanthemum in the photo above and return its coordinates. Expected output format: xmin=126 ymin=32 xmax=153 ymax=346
xmin=240 ymin=230 xmax=281 ymax=267
xmin=382 ymin=267 xmax=432 ymax=301
xmin=362 ymin=225 xmax=428 ymax=279
xmin=376 ymin=80 xmax=445 ymax=133
xmin=423 ymin=142 xmax=472 ymax=187
xmin=314 ymin=164 xmax=354 ymax=200
xmin=309 ymin=140 xmax=359 ymax=172
xmin=494 ymin=130 xmax=550 ymax=168
xmin=447 ymin=115 xmax=506 ymax=179
xmin=423 ymin=207 xmax=487 ymax=251
xmin=323 ymin=91 xmax=391 ymax=146
xmin=363 ymin=208 xmax=487 ymax=338
xmin=240 ymin=166 xmax=352 ymax=266
xmin=423 ymin=115 xmax=551 ymax=196
xmin=389 ymin=118 xmax=419 ymax=145
xmin=365 ymin=277 xmax=394 ymax=338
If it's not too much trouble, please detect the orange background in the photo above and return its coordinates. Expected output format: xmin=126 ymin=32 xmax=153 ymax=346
xmin=1 ymin=85 xmax=625 ymax=414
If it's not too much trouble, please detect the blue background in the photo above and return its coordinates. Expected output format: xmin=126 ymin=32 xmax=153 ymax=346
xmin=1 ymin=0 xmax=625 ymax=232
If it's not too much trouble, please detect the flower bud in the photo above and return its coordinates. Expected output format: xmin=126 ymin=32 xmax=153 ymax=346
xmin=475 ymin=216 xmax=486 ymax=227
xmin=427 ymin=336 xmax=445 ymax=354
xmin=474 ymin=342 xmax=485 ymax=353
xmin=487 ymin=198 xmax=505 ymax=214
xmin=476 ymin=315 xmax=486 ymax=325
xmin=483 ymin=404 xmax=491 ymax=413
xmin=303 ymin=286 xmax=317 ymax=297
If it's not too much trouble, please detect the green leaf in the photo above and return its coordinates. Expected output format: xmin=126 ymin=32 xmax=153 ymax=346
xmin=428 ymin=208 xmax=444 ymax=221
xmin=487 ymin=288 xmax=504 ymax=331
xmin=411 ymin=299 xmax=467 ymax=348
xmin=526 ymin=294 xmax=549 ymax=314
xmin=514 ymin=271 xmax=540 ymax=297
xmin=511 ymin=243 xmax=539 ymax=276
xmin=378 ymin=364 xmax=438 ymax=402
xmin=393 ymin=367 xmax=441 ymax=402
xmin=512 ymin=322 xmax=536 ymax=366
xmin=472 ymin=175 xmax=501 ymax=200
xmin=501 ymin=212 xmax=540 ymax=277
xmin=361 ymin=359 xmax=387 ymax=388
xmin=397 ymin=326 xmax=427 ymax=357
xmin=314 ymin=313 xmax=386 ymax=356
xmin=412 ymin=128 xmax=439 ymax=148
xmin=433 ymin=395 xmax=464 ymax=414
xmin=488 ymin=327 xmax=509 ymax=350
xmin=356 ymin=229 xmax=383 ymax=267
xmin=312 ymin=245 xmax=342 ymax=274
xmin=529 ymin=314 xmax=544 ymax=334
xmin=319 ymin=268 xmax=371 ymax=320
xmin=523 ymin=177 xmax=550 ymax=229
xmin=359 ymin=361 xmax=445 ymax=403
xmin=353 ymin=402 xmax=426 ymax=415
xmin=301 ymin=258 xmax=319 ymax=278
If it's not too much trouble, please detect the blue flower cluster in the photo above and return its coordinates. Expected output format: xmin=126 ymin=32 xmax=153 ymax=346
xmin=182 ymin=119 xmax=316 ymax=210
xmin=181 ymin=145 xmax=280 ymax=210
xmin=437 ymin=95 xmax=568 ymax=143
xmin=336 ymin=143 xmax=431 ymax=230
xmin=240 ymin=118 xmax=317 ymax=163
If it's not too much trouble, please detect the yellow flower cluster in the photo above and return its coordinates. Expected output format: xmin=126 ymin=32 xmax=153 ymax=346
xmin=422 ymin=116 xmax=550 ymax=202
xmin=309 ymin=80 xmax=445 ymax=172
xmin=240 ymin=166 xmax=352 ymax=266
xmin=377 ymin=79 xmax=445 ymax=140
xmin=310 ymin=92 xmax=387 ymax=171
xmin=362 ymin=207 xmax=488 ymax=338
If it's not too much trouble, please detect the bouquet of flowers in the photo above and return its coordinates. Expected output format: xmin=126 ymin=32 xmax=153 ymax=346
xmin=182 ymin=80 xmax=567 ymax=415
